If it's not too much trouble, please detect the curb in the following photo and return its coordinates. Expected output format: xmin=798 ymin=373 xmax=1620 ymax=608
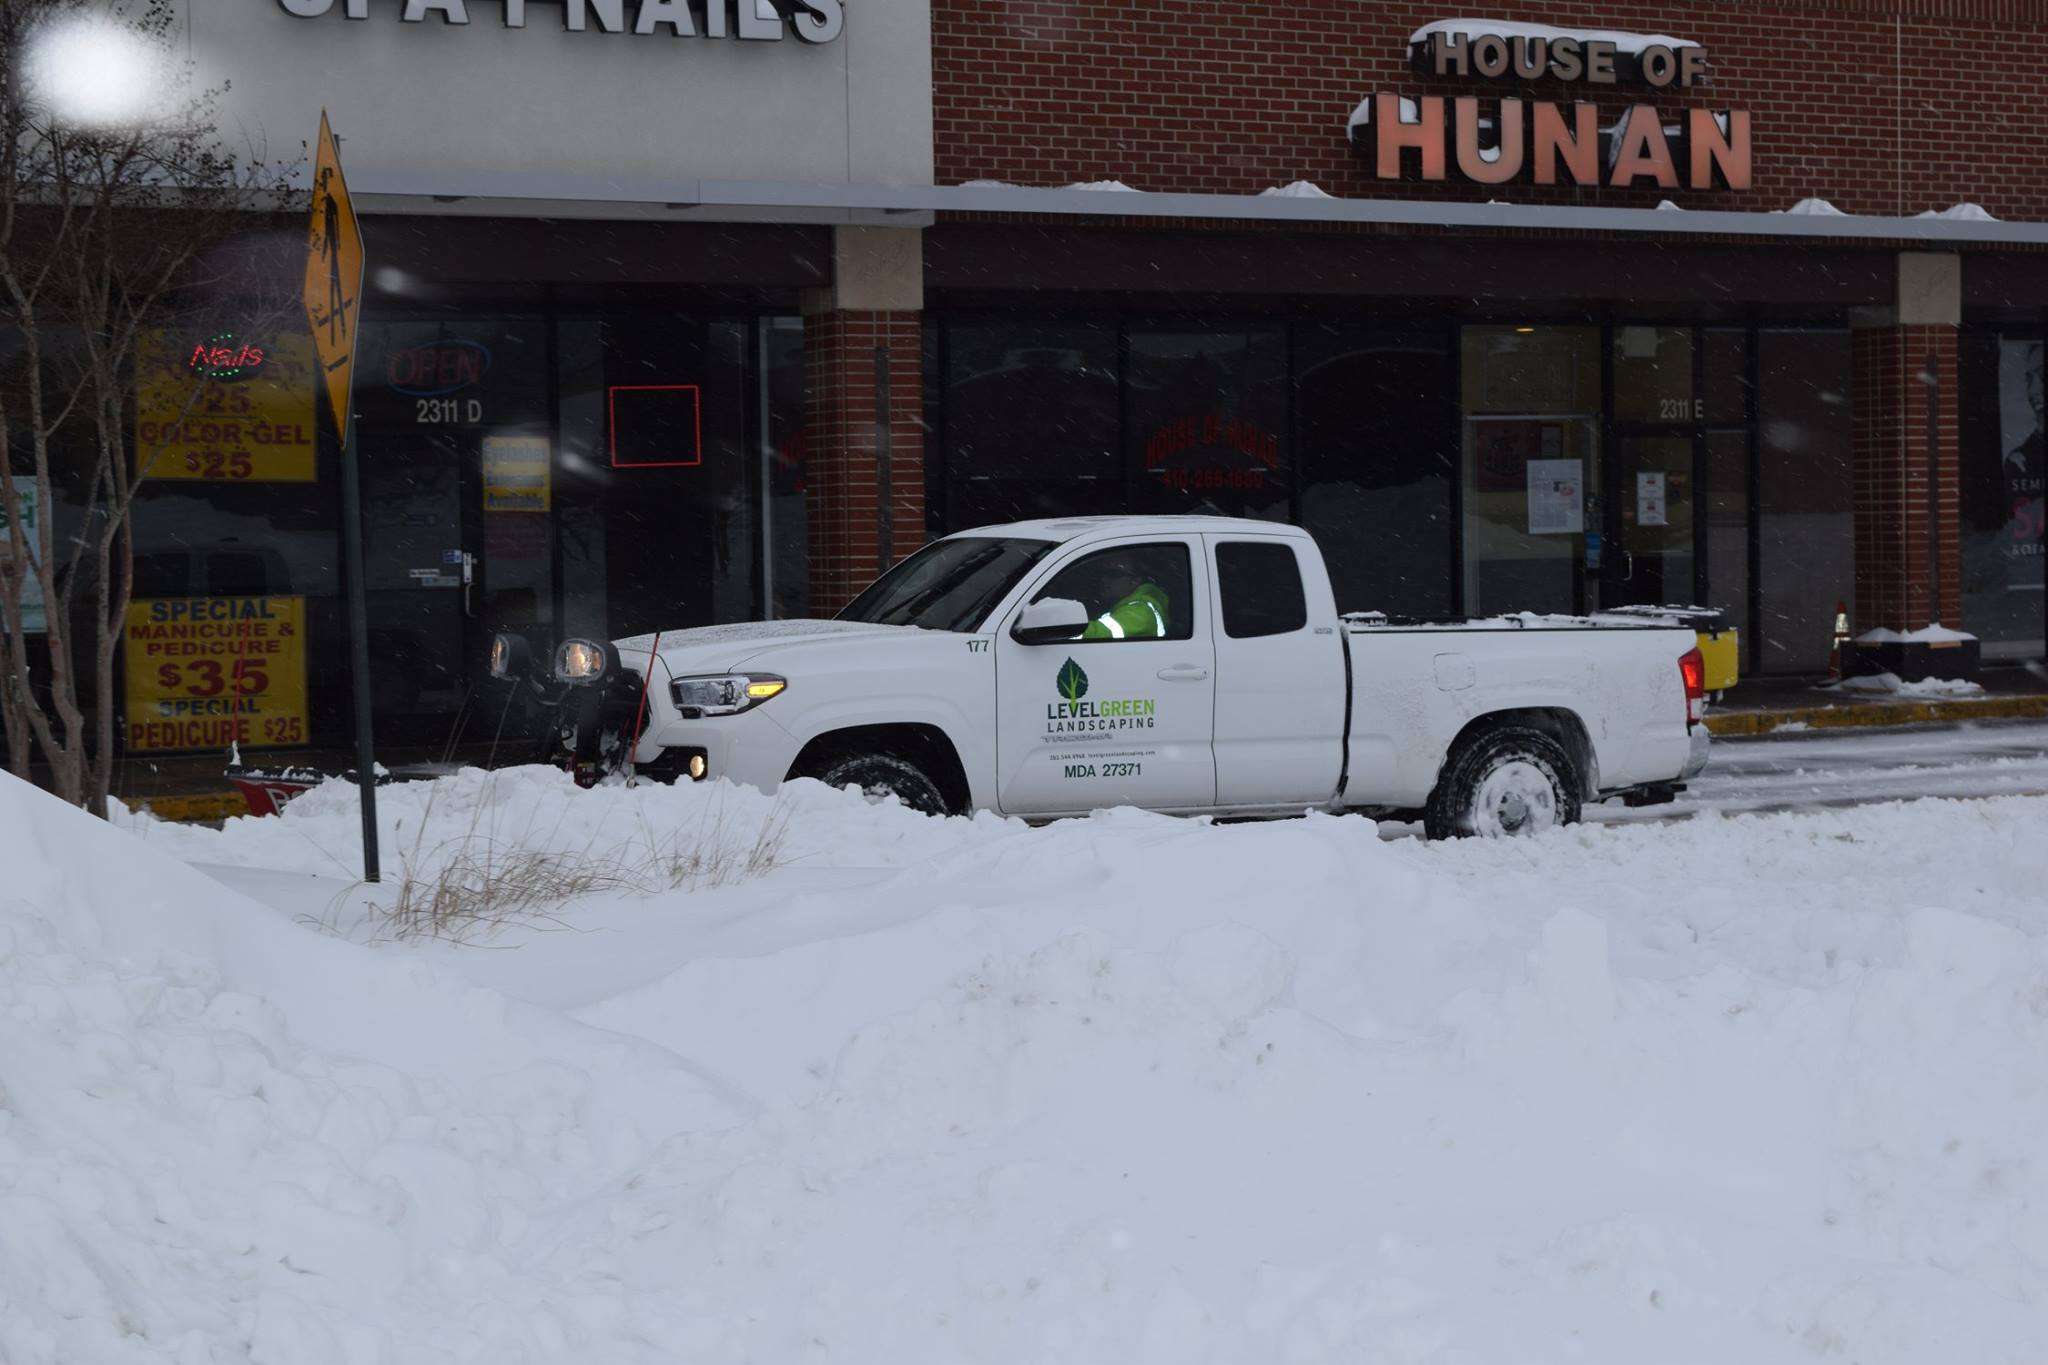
xmin=1705 ymin=693 xmax=2048 ymax=737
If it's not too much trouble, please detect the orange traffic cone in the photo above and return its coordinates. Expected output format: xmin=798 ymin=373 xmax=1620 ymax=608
xmin=1827 ymin=600 xmax=1851 ymax=680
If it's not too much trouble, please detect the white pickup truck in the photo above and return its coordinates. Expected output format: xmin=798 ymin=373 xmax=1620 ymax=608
xmin=492 ymin=515 xmax=1710 ymax=837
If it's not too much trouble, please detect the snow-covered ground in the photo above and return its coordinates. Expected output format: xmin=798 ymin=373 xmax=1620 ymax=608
xmin=6 ymin=765 xmax=2048 ymax=1363
xmin=1607 ymin=718 xmax=2048 ymax=822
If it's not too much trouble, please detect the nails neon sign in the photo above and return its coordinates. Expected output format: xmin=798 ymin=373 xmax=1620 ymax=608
xmin=187 ymin=332 xmax=267 ymax=381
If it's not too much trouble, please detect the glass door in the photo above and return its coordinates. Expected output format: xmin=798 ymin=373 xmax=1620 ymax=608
xmin=1607 ymin=326 xmax=1701 ymax=609
xmin=358 ymin=427 xmax=478 ymax=742
xmin=1609 ymin=432 xmax=1697 ymax=606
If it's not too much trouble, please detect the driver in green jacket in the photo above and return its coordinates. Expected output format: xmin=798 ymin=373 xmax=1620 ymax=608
xmin=1082 ymin=564 xmax=1171 ymax=640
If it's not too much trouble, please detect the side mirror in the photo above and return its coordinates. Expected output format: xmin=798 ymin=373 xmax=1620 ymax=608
xmin=488 ymin=631 xmax=532 ymax=680
xmin=1012 ymin=596 xmax=1090 ymax=645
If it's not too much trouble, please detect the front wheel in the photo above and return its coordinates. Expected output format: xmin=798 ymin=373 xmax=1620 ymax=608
xmin=805 ymin=750 xmax=953 ymax=817
xmin=1424 ymin=725 xmax=1581 ymax=840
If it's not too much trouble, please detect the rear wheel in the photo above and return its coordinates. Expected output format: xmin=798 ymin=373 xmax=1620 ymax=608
xmin=804 ymin=750 xmax=953 ymax=817
xmin=1425 ymin=725 xmax=1581 ymax=840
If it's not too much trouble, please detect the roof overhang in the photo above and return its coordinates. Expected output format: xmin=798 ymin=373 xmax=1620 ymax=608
xmin=347 ymin=174 xmax=2048 ymax=247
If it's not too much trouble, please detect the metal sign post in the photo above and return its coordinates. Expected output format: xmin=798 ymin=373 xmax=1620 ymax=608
xmin=303 ymin=111 xmax=379 ymax=883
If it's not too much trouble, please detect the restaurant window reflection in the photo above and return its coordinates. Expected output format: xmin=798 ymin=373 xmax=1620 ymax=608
xmin=940 ymin=320 xmax=1119 ymax=527
xmin=1125 ymin=325 xmax=1288 ymax=521
xmin=1460 ymin=326 xmax=1601 ymax=616
xmin=1296 ymin=326 xmax=1454 ymax=617
xmin=1756 ymin=329 xmax=1853 ymax=674
xmin=1960 ymin=333 xmax=2045 ymax=660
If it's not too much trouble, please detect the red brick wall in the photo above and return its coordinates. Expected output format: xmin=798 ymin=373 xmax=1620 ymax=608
xmin=934 ymin=0 xmax=2048 ymax=219
xmin=803 ymin=310 xmax=926 ymax=614
xmin=1853 ymin=322 xmax=1964 ymax=631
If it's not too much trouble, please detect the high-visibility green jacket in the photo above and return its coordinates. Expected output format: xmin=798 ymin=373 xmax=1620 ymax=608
xmin=1083 ymin=582 xmax=1170 ymax=640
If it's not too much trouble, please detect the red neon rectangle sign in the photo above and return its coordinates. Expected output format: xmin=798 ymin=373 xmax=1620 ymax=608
xmin=607 ymin=384 xmax=703 ymax=469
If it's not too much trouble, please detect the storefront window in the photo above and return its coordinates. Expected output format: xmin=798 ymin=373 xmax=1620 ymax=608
xmin=1460 ymin=325 xmax=1600 ymax=616
xmin=556 ymin=315 xmax=756 ymax=641
xmin=939 ymin=320 xmax=1119 ymax=528
xmin=763 ymin=316 xmax=807 ymax=619
xmin=1756 ymin=330 xmax=1853 ymax=673
xmin=1125 ymin=326 xmax=1288 ymax=522
xmin=1703 ymin=328 xmax=1749 ymax=425
xmin=1613 ymin=326 xmax=1694 ymax=424
xmin=1704 ymin=429 xmax=1751 ymax=643
xmin=1296 ymin=325 xmax=1453 ymax=617
xmin=127 ymin=314 xmax=340 ymax=758
xmin=1960 ymin=333 xmax=2045 ymax=660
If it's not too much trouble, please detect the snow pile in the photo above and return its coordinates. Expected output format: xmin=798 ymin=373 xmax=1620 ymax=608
xmin=1858 ymin=623 xmax=1978 ymax=646
xmin=1829 ymin=670 xmax=1986 ymax=698
xmin=12 ymin=769 xmax=2048 ymax=1362
xmin=1259 ymin=180 xmax=1332 ymax=199
xmin=1782 ymin=197 xmax=1846 ymax=216
xmin=1063 ymin=179 xmax=1138 ymax=192
xmin=119 ymin=764 xmax=995 ymax=894
xmin=1917 ymin=202 xmax=1997 ymax=221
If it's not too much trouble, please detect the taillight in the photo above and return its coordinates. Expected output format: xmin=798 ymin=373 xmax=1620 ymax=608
xmin=1678 ymin=646 xmax=1706 ymax=728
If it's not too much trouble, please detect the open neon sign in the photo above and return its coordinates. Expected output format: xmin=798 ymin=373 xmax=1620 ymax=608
xmin=187 ymin=332 xmax=267 ymax=381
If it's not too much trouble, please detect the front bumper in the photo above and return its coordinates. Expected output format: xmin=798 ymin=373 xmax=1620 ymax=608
xmin=639 ymin=703 xmax=802 ymax=794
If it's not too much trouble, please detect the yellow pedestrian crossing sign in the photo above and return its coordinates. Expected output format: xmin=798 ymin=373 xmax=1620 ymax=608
xmin=304 ymin=111 xmax=364 ymax=442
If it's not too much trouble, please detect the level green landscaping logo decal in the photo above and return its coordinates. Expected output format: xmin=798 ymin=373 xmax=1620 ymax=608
xmin=1046 ymin=657 xmax=1156 ymax=735
xmin=1057 ymin=657 xmax=1089 ymax=704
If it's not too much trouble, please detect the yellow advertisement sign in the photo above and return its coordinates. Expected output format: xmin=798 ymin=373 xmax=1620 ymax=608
xmin=483 ymin=434 xmax=552 ymax=512
xmin=124 ymin=596 xmax=309 ymax=753
xmin=135 ymin=329 xmax=319 ymax=483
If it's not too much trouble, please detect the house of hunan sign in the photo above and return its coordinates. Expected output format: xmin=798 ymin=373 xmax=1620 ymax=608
xmin=1351 ymin=23 xmax=1751 ymax=191
xmin=275 ymin=0 xmax=843 ymax=43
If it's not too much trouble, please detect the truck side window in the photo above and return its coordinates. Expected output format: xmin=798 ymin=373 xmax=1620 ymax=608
xmin=1216 ymin=541 xmax=1307 ymax=638
xmin=1033 ymin=542 xmax=1193 ymax=642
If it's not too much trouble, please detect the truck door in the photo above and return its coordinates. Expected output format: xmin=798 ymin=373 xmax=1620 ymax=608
xmin=994 ymin=536 xmax=1216 ymax=815
xmin=1206 ymin=535 xmax=1347 ymax=807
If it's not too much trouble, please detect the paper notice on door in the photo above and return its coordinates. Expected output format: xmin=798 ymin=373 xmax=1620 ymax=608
xmin=1637 ymin=470 xmax=1669 ymax=527
xmin=483 ymin=435 xmax=551 ymax=513
xmin=1526 ymin=458 xmax=1584 ymax=535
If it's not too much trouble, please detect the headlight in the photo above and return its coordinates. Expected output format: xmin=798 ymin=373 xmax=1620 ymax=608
xmin=554 ymin=638 xmax=609 ymax=682
xmin=488 ymin=632 xmax=531 ymax=680
xmin=670 ymin=673 xmax=786 ymax=717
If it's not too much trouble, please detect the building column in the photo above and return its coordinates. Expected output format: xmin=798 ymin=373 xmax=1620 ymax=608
xmin=1849 ymin=253 xmax=1968 ymax=666
xmin=802 ymin=226 xmax=924 ymax=615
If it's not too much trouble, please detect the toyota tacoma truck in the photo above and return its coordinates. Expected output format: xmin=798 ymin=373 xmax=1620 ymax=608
xmin=490 ymin=515 xmax=1710 ymax=838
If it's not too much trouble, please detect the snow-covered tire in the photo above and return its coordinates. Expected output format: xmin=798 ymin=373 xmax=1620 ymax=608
xmin=1424 ymin=724 xmax=1581 ymax=840
xmin=809 ymin=751 xmax=953 ymax=817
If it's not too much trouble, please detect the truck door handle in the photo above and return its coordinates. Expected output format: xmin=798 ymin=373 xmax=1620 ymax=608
xmin=1156 ymin=664 xmax=1209 ymax=682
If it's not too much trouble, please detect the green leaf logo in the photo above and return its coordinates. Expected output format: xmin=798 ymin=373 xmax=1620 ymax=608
xmin=1056 ymin=657 xmax=1089 ymax=703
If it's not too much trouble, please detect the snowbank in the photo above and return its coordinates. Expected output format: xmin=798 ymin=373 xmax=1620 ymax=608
xmin=1259 ymin=180 xmax=1332 ymax=199
xmin=1857 ymin=623 xmax=1978 ymax=646
xmin=12 ymin=768 xmax=2048 ymax=1362
xmin=1828 ymin=670 xmax=1986 ymax=698
xmin=1917 ymin=202 xmax=1997 ymax=221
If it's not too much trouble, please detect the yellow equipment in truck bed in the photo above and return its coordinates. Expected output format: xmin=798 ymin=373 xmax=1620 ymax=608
xmin=1695 ymin=624 xmax=1740 ymax=696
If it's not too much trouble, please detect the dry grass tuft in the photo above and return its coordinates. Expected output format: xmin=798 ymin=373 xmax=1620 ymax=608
xmin=359 ymin=776 xmax=797 ymax=945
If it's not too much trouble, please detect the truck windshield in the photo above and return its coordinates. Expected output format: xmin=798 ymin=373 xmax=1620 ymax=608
xmin=837 ymin=537 xmax=1056 ymax=632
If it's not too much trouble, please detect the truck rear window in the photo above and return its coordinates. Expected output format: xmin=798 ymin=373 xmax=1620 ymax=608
xmin=1216 ymin=541 xmax=1307 ymax=638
